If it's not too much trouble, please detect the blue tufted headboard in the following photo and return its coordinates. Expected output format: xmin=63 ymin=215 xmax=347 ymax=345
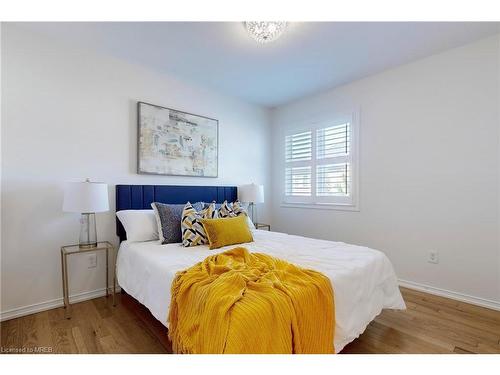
xmin=115 ymin=184 xmax=237 ymax=242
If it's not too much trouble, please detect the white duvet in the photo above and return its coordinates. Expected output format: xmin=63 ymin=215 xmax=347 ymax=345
xmin=116 ymin=230 xmax=405 ymax=353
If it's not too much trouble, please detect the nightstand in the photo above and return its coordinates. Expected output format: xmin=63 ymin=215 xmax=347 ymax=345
xmin=255 ymin=223 xmax=271 ymax=231
xmin=60 ymin=241 xmax=116 ymax=319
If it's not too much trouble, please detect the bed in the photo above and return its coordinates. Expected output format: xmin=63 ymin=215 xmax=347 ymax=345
xmin=115 ymin=184 xmax=405 ymax=353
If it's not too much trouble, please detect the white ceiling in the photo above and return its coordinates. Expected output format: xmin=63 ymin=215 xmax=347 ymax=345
xmin=15 ymin=22 xmax=500 ymax=108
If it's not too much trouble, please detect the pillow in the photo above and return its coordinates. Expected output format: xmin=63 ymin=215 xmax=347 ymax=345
xmin=232 ymin=201 xmax=256 ymax=229
xmin=230 ymin=200 xmax=256 ymax=230
xmin=203 ymin=200 xmax=255 ymax=230
xmin=217 ymin=200 xmax=236 ymax=218
xmin=232 ymin=200 xmax=248 ymax=215
xmin=151 ymin=202 xmax=203 ymax=244
xmin=181 ymin=202 xmax=215 ymax=247
xmin=116 ymin=210 xmax=158 ymax=242
xmin=245 ymin=217 xmax=256 ymax=230
xmin=201 ymin=215 xmax=254 ymax=250
xmin=201 ymin=201 xmax=227 ymax=218
xmin=203 ymin=201 xmax=223 ymax=210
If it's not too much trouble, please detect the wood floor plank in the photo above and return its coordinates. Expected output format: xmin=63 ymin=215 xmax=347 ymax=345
xmin=71 ymin=327 xmax=89 ymax=354
xmin=99 ymin=335 xmax=123 ymax=354
xmin=405 ymin=300 xmax=500 ymax=337
xmin=453 ymin=346 xmax=476 ymax=354
xmin=0 ymin=318 xmax=20 ymax=351
xmin=69 ymin=301 xmax=104 ymax=353
xmin=366 ymin=320 xmax=452 ymax=354
xmin=378 ymin=309 xmax=482 ymax=351
xmin=1 ymin=288 xmax=499 ymax=354
xmin=92 ymin=295 xmax=116 ymax=320
xmin=403 ymin=304 xmax=500 ymax=346
xmin=375 ymin=313 xmax=455 ymax=353
xmin=341 ymin=339 xmax=379 ymax=354
xmin=374 ymin=313 xmax=457 ymax=352
xmin=400 ymin=287 xmax=500 ymax=324
xmin=47 ymin=307 xmax=79 ymax=354
xmin=120 ymin=292 xmax=172 ymax=352
xmin=404 ymin=295 xmax=500 ymax=336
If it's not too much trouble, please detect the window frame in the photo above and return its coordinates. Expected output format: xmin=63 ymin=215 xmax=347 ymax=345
xmin=281 ymin=111 xmax=360 ymax=211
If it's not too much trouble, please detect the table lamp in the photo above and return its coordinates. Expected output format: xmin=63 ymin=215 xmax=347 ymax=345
xmin=63 ymin=179 xmax=109 ymax=249
xmin=239 ymin=183 xmax=264 ymax=225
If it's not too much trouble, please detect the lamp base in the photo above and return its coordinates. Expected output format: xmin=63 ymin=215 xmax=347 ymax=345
xmin=79 ymin=212 xmax=97 ymax=249
xmin=249 ymin=202 xmax=258 ymax=226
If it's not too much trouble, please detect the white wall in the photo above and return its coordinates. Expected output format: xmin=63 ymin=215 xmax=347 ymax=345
xmin=0 ymin=24 xmax=271 ymax=318
xmin=271 ymin=35 xmax=500 ymax=304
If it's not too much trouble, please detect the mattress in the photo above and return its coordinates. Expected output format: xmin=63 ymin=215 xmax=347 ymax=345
xmin=116 ymin=230 xmax=405 ymax=353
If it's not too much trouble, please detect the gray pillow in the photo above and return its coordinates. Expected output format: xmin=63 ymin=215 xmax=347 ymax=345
xmin=151 ymin=202 xmax=203 ymax=244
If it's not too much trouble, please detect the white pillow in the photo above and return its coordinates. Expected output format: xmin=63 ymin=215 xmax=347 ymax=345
xmin=116 ymin=210 xmax=159 ymax=242
xmin=246 ymin=216 xmax=256 ymax=230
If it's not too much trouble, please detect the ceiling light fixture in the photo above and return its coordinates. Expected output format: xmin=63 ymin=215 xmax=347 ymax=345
xmin=245 ymin=22 xmax=287 ymax=44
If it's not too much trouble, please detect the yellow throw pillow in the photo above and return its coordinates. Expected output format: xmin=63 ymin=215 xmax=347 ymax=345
xmin=201 ymin=215 xmax=254 ymax=250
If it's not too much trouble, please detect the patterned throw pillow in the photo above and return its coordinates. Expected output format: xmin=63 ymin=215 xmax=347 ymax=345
xmin=203 ymin=202 xmax=218 ymax=219
xmin=217 ymin=200 xmax=236 ymax=218
xmin=151 ymin=202 xmax=203 ymax=244
xmin=232 ymin=200 xmax=249 ymax=216
xmin=201 ymin=200 xmax=255 ymax=230
xmin=203 ymin=201 xmax=222 ymax=210
xmin=181 ymin=202 xmax=215 ymax=247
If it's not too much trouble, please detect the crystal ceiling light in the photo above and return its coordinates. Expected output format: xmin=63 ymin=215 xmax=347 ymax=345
xmin=245 ymin=22 xmax=287 ymax=44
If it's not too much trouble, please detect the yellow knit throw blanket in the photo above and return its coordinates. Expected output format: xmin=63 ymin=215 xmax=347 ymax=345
xmin=168 ymin=247 xmax=335 ymax=354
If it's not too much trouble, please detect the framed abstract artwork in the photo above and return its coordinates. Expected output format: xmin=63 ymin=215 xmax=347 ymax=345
xmin=137 ymin=101 xmax=218 ymax=177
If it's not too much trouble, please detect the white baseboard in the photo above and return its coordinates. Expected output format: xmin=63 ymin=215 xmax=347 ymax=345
xmin=399 ymin=279 xmax=500 ymax=312
xmin=0 ymin=287 xmax=121 ymax=322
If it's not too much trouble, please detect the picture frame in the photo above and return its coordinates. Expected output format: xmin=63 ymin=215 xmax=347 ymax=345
xmin=137 ymin=101 xmax=219 ymax=177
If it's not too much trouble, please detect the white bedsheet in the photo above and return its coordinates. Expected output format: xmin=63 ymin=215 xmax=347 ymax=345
xmin=116 ymin=230 xmax=405 ymax=353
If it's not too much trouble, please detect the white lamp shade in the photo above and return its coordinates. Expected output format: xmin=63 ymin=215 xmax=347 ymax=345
xmin=239 ymin=183 xmax=264 ymax=204
xmin=63 ymin=181 xmax=109 ymax=213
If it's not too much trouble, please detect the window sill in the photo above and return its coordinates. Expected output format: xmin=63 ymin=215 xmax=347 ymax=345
xmin=280 ymin=202 xmax=360 ymax=212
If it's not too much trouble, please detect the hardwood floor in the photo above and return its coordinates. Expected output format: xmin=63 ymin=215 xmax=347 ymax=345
xmin=342 ymin=288 xmax=500 ymax=354
xmin=1 ymin=294 xmax=167 ymax=354
xmin=1 ymin=287 xmax=499 ymax=354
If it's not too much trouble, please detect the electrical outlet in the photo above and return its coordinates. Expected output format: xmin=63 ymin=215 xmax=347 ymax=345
xmin=428 ymin=250 xmax=439 ymax=264
xmin=88 ymin=253 xmax=97 ymax=268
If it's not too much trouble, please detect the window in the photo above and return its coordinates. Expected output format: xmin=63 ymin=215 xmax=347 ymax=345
xmin=283 ymin=114 xmax=358 ymax=209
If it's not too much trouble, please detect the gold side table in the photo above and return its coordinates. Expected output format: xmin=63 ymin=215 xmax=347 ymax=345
xmin=61 ymin=241 xmax=116 ymax=319
xmin=255 ymin=223 xmax=271 ymax=231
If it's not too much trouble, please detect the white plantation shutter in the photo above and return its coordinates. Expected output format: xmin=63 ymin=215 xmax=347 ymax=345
xmin=315 ymin=122 xmax=352 ymax=203
xmin=285 ymin=166 xmax=312 ymax=196
xmin=316 ymin=163 xmax=349 ymax=197
xmin=284 ymin=131 xmax=313 ymax=202
xmin=317 ymin=123 xmax=349 ymax=159
xmin=283 ymin=115 xmax=358 ymax=207
xmin=285 ymin=131 xmax=312 ymax=162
